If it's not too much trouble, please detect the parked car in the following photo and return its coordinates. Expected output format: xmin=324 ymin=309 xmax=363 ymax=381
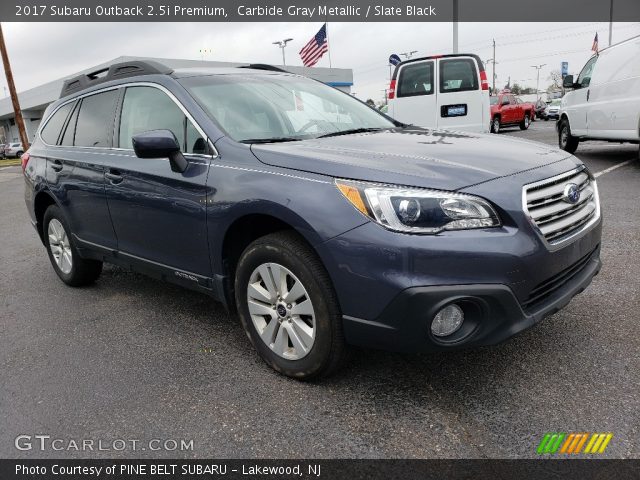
xmin=388 ymin=53 xmax=490 ymax=133
xmin=534 ymin=99 xmax=548 ymax=119
xmin=559 ymin=34 xmax=640 ymax=154
xmin=489 ymin=90 xmax=533 ymax=133
xmin=24 ymin=60 xmax=602 ymax=379
xmin=545 ymin=99 xmax=562 ymax=121
xmin=4 ymin=142 xmax=25 ymax=158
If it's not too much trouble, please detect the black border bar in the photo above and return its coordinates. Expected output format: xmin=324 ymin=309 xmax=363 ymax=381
xmin=3 ymin=0 xmax=640 ymax=22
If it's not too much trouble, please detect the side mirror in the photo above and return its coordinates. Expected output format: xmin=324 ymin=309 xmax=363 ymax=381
xmin=132 ymin=129 xmax=188 ymax=173
xmin=562 ymin=75 xmax=575 ymax=89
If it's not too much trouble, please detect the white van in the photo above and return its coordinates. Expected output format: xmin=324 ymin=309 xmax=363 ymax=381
xmin=387 ymin=54 xmax=490 ymax=133
xmin=559 ymin=34 xmax=640 ymax=153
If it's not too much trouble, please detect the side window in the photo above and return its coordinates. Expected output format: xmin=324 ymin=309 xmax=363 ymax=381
xmin=501 ymin=96 xmax=510 ymax=106
xmin=74 ymin=90 xmax=118 ymax=147
xmin=509 ymin=95 xmax=517 ymax=105
xmin=440 ymin=58 xmax=478 ymax=93
xmin=577 ymin=56 xmax=597 ymax=88
xmin=118 ymin=86 xmax=205 ymax=154
xmin=40 ymin=102 xmax=74 ymax=145
xmin=60 ymin=101 xmax=80 ymax=146
xmin=397 ymin=61 xmax=434 ymax=97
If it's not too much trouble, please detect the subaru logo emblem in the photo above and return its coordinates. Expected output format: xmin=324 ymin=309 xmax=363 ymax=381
xmin=563 ymin=183 xmax=581 ymax=204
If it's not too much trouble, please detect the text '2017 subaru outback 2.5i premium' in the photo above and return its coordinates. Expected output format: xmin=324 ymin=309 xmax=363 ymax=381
xmin=23 ymin=61 xmax=602 ymax=379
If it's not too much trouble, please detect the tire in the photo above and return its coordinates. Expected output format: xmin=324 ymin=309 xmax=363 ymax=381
xmin=490 ymin=116 xmax=501 ymax=134
xmin=16 ymin=151 xmax=23 ymax=158
xmin=520 ymin=114 xmax=530 ymax=130
xmin=234 ymin=231 xmax=346 ymax=380
xmin=43 ymin=205 xmax=103 ymax=287
xmin=545 ymin=117 xmax=549 ymax=121
xmin=558 ymin=119 xmax=579 ymax=154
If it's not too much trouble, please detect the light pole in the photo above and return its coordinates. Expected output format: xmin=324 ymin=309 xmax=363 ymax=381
xmin=484 ymin=59 xmax=497 ymax=94
xmin=531 ymin=64 xmax=546 ymax=101
xmin=273 ymin=38 xmax=293 ymax=66
xmin=400 ymin=51 xmax=418 ymax=60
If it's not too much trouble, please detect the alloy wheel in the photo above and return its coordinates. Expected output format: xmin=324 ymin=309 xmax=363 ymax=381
xmin=246 ymin=262 xmax=316 ymax=360
xmin=493 ymin=118 xmax=500 ymax=133
xmin=48 ymin=219 xmax=73 ymax=274
xmin=560 ymin=126 xmax=568 ymax=148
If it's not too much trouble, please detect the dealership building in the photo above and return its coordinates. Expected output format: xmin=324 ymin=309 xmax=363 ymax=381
xmin=0 ymin=56 xmax=354 ymax=144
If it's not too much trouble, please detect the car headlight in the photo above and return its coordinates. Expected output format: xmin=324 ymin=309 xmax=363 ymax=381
xmin=336 ymin=180 xmax=501 ymax=234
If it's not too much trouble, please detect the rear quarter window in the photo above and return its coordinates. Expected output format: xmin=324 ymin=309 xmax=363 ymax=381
xmin=40 ymin=102 xmax=74 ymax=145
xmin=397 ymin=61 xmax=434 ymax=97
xmin=439 ymin=58 xmax=479 ymax=93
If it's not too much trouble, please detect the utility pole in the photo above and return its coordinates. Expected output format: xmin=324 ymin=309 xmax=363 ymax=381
xmin=0 ymin=24 xmax=29 ymax=150
xmin=492 ymin=39 xmax=496 ymax=94
xmin=272 ymin=38 xmax=293 ymax=66
xmin=608 ymin=0 xmax=614 ymax=46
xmin=452 ymin=0 xmax=459 ymax=53
xmin=531 ymin=64 xmax=546 ymax=101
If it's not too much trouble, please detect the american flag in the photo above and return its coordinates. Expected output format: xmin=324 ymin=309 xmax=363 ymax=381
xmin=300 ymin=24 xmax=329 ymax=67
xmin=591 ymin=32 xmax=598 ymax=52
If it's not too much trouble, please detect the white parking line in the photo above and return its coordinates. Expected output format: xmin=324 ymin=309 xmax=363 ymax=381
xmin=593 ymin=159 xmax=636 ymax=178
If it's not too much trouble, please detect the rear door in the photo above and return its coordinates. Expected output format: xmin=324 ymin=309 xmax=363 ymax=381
xmin=44 ymin=90 xmax=119 ymax=249
xmin=104 ymin=84 xmax=212 ymax=278
xmin=390 ymin=59 xmax=437 ymax=128
xmin=436 ymin=56 xmax=485 ymax=131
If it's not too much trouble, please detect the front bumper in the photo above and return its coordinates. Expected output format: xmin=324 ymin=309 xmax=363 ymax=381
xmin=341 ymin=246 xmax=601 ymax=352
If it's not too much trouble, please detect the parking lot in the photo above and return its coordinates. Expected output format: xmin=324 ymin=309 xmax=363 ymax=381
xmin=1 ymin=121 xmax=638 ymax=459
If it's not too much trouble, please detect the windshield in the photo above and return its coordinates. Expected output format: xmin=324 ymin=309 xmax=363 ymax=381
xmin=490 ymin=96 xmax=499 ymax=105
xmin=180 ymin=73 xmax=396 ymax=143
xmin=550 ymin=100 xmax=561 ymax=106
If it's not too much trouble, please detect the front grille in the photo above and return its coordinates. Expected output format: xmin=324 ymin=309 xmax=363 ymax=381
xmin=522 ymin=246 xmax=598 ymax=312
xmin=524 ymin=168 xmax=600 ymax=246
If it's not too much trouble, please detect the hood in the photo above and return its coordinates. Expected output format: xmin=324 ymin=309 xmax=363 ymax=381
xmin=250 ymin=127 xmax=575 ymax=190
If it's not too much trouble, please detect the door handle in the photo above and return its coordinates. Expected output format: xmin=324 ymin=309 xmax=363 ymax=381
xmin=587 ymin=89 xmax=590 ymax=101
xmin=105 ymin=170 xmax=123 ymax=184
xmin=50 ymin=160 xmax=63 ymax=172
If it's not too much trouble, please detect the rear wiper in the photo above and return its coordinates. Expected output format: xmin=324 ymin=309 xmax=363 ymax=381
xmin=241 ymin=137 xmax=302 ymax=144
xmin=317 ymin=127 xmax=384 ymax=138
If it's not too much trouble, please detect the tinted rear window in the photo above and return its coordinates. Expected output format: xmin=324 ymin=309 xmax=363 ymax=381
xmin=440 ymin=58 xmax=478 ymax=93
xmin=40 ymin=102 xmax=74 ymax=145
xmin=74 ymin=90 xmax=118 ymax=148
xmin=397 ymin=61 xmax=434 ymax=97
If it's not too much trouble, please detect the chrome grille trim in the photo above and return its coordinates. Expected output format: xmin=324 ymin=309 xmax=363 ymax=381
xmin=523 ymin=167 xmax=600 ymax=248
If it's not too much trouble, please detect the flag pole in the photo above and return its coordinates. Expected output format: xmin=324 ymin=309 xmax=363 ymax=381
xmin=326 ymin=22 xmax=332 ymax=68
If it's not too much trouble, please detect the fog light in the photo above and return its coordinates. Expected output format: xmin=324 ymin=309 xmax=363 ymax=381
xmin=431 ymin=304 xmax=464 ymax=337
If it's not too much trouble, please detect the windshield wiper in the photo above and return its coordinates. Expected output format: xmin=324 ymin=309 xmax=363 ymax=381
xmin=317 ymin=127 xmax=384 ymax=138
xmin=241 ymin=137 xmax=303 ymax=144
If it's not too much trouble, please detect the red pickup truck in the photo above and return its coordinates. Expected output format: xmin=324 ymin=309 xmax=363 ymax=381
xmin=489 ymin=90 xmax=533 ymax=133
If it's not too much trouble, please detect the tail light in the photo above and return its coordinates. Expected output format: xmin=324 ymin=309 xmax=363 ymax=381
xmin=388 ymin=79 xmax=396 ymax=99
xmin=480 ymin=71 xmax=489 ymax=91
xmin=21 ymin=152 xmax=30 ymax=172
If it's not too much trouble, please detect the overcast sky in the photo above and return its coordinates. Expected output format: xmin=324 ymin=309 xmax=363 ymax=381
xmin=1 ymin=21 xmax=639 ymax=101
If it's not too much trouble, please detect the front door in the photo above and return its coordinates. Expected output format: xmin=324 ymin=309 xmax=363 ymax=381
xmin=104 ymin=85 xmax=212 ymax=277
xmin=566 ymin=56 xmax=597 ymax=136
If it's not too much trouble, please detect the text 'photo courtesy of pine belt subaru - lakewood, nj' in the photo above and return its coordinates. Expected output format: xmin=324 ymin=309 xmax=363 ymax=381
xmin=23 ymin=60 xmax=602 ymax=380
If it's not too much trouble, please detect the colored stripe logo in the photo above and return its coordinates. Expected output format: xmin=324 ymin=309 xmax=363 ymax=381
xmin=537 ymin=433 xmax=613 ymax=454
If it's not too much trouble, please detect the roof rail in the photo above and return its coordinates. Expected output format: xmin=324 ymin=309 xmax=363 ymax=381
xmin=238 ymin=64 xmax=289 ymax=73
xmin=59 ymin=60 xmax=173 ymax=98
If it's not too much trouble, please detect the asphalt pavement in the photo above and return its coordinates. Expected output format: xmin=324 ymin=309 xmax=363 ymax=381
xmin=1 ymin=122 xmax=638 ymax=459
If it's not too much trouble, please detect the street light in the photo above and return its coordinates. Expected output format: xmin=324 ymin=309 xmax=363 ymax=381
xmin=400 ymin=51 xmax=418 ymax=60
xmin=531 ymin=64 xmax=546 ymax=101
xmin=273 ymin=38 xmax=294 ymax=66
